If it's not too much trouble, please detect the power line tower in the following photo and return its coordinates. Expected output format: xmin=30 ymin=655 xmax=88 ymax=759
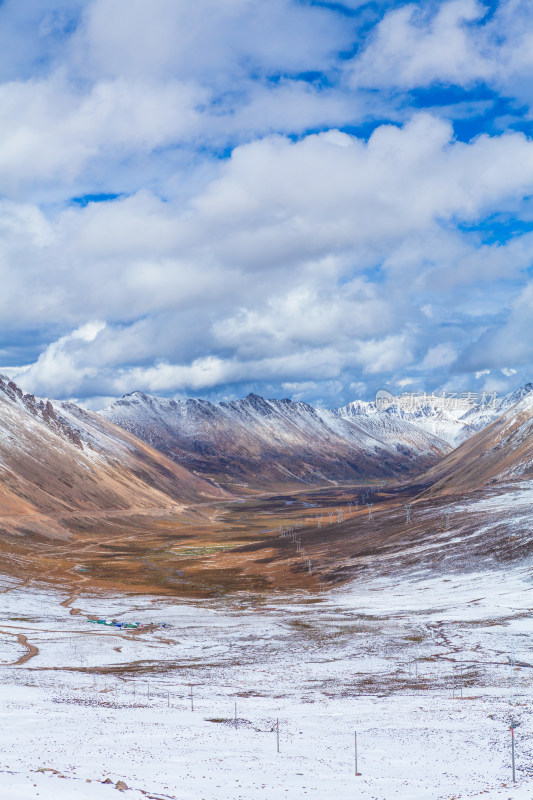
xmin=367 ymin=503 xmax=374 ymax=520
xmin=404 ymin=504 xmax=412 ymax=524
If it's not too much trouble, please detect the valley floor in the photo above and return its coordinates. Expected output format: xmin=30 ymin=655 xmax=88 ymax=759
xmin=1 ymin=558 xmax=532 ymax=800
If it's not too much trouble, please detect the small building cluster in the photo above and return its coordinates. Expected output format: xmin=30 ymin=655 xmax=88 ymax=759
xmin=87 ymin=618 xmax=168 ymax=629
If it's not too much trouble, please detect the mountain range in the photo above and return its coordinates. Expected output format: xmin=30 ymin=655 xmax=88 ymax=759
xmin=1 ymin=375 xmax=533 ymax=594
xmin=415 ymin=388 xmax=533 ymax=497
xmin=335 ymin=385 xmax=533 ymax=446
xmin=0 ymin=374 xmax=531 ymax=537
xmin=100 ymin=391 xmax=451 ymax=490
xmin=100 ymin=385 xmax=533 ymax=491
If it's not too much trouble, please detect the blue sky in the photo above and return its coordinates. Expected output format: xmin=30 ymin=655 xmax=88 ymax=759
xmin=2 ymin=0 xmax=533 ymax=408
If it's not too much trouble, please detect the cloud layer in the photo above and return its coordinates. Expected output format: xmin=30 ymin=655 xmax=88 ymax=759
xmin=2 ymin=0 xmax=533 ymax=407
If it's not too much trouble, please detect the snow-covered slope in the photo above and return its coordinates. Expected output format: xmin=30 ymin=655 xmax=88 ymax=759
xmin=101 ymin=392 xmax=450 ymax=489
xmin=335 ymin=383 xmax=533 ymax=447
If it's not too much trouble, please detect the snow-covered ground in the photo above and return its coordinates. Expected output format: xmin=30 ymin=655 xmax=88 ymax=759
xmin=0 ymin=566 xmax=532 ymax=799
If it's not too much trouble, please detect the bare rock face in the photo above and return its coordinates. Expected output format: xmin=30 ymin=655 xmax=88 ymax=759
xmin=101 ymin=391 xmax=452 ymax=490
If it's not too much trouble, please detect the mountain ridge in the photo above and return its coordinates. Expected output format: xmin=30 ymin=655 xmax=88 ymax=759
xmin=334 ymin=384 xmax=533 ymax=446
xmin=100 ymin=389 xmax=452 ymax=490
xmin=412 ymin=389 xmax=533 ymax=497
xmin=0 ymin=375 xmax=227 ymax=533
xmin=100 ymin=383 xmax=533 ymax=491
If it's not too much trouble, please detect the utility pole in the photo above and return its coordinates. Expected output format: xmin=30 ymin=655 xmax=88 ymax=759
xmin=510 ymin=650 xmax=516 ymax=704
xmin=511 ymin=721 xmax=517 ymax=783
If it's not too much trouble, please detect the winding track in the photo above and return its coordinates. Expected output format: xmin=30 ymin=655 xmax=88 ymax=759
xmin=0 ymin=629 xmax=40 ymax=665
xmin=14 ymin=634 xmax=39 ymax=665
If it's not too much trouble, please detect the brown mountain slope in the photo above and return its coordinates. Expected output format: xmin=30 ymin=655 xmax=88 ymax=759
xmin=0 ymin=376 xmax=227 ymax=524
xmin=412 ymin=392 xmax=533 ymax=498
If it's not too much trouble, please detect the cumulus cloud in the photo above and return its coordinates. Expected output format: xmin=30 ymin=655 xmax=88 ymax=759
xmin=9 ymin=321 xmax=106 ymax=397
xmin=457 ymin=282 xmax=533 ymax=371
xmin=0 ymin=0 xmax=533 ymax=407
xmin=0 ymin=1 xmax=361 ymax=204
xmin=11 ymin=324 xmax=414 ymax=400
xmin=4 ymin=108 xmax=533 ymax=403
xmin=419 ymin=343 xmax=457 ymax=370
xmin=0 ymin=76 xmax=205 ymax=195
xmin=195 ymin=116 xmax=533 ymax=246
xmin=348 ymin=0 xmax=533 ymax=112
xmin=70 ymin=0 xmax=350 ymax=83
xmin=350 ymin=1 xmax=492 ymax=90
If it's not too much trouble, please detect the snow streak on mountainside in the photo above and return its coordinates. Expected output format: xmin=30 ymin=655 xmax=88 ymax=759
xmin=0 ymin=376 xmax=225 ymax=526
xmin=100 ymin=392 xmax=450 ymax=490
xmin=335 ymin=384 xmax=533 ymax=447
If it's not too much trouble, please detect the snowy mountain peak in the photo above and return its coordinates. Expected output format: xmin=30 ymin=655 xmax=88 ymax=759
xmin=101 ymin=389 xmax=451 ymax=489
xmin=336 ymin=383 xmax=533 ymax=447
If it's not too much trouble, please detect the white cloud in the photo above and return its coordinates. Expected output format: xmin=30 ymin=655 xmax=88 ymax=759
xmin=3 ymin=112 xmax=533 ymax=400
xmin=419 ymin=343 xmax=457 ymax=370
xmin=192 ymin=115 xmax=533 ymax=265
xmin=9 ymin=321 xmax=106 ymax=396
xmin=0 ymin=1 xmax=361 ymax=204
xmin=8 ymin=319 xmax=413 ymax=400
xmin=0 ymin=75 xmax=205 ymax=194
xmin=348 ymin=0 xmax=533 ymax=116
xmin=1 ymin=0 xmax=533 ymax=406
xmin=70 ymin=0 xmax=350 ymax=83
xmin=457 ymin=282 xmax=533 ymax=371
xmin=353 ymin=334 xmax=414 ymax=374
xmin=71 ymin=320 xmax=106 ymax=342
xmin=350 ymin=1 xmax=492 ymax=90
xmin=212 ymin=280 xmax=398 ymax=358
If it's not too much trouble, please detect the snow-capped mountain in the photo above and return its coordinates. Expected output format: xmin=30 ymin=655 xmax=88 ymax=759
xmin=101 ymin=391 xmax=451 ymax=490
xmin=0 ymin=376 xmax=225 ymax=529
xmin=414 ymin=388 xmax=533 ymax=496
xmin=335 ymin=384 xmax=533 ymax=447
